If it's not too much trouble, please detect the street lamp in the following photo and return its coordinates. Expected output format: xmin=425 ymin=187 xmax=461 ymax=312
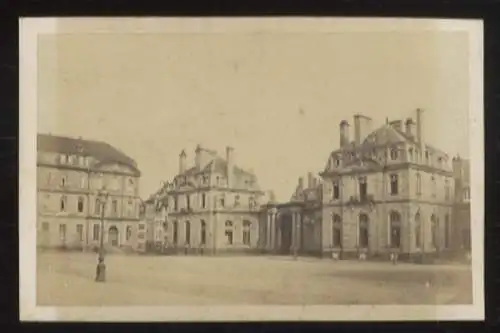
xmin=95 ymin=187 xmax=109 ymax=282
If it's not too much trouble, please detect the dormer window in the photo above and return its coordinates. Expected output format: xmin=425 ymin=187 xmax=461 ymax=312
xmin=335 ymin=158 xmax=340 ymax=167
xmin=390 ymin=148 xmax=398 ymax=160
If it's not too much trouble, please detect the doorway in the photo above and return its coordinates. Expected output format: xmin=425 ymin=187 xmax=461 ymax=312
xmin=108 ymin=226 xmax=119 ymax=246
xmin=279 ymin=214 xmax=293 ymax=254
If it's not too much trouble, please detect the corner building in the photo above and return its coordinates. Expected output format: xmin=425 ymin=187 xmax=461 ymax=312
xmin=261 ymin=109 xmax=456 ymax=261
xmin=153 ymin=145 xmax=264 ymax=254
xmin=37 ymin=134 xmax=144 ymax=251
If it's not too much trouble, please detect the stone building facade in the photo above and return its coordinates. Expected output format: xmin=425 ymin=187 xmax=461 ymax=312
xmin=36 ymin=133 xmax=145 ymax=251
xmin=451 ymin=157 xmax=471 ymax=252
xmin=261 ymin=109 xmax=458 ymax=261
xmin=147 ymin=145 xmax=264 ymax=254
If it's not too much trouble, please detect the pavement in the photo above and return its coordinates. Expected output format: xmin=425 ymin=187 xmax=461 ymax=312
xmin=36 ymin=251 xmax=473 ymax=306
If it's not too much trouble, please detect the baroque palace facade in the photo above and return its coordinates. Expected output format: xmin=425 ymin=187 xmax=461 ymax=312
xmin=143 ymin=145 xmax=264 ymax=253
xmin=36 ymin=134 xmax=145 ymax=251
xmin=260 ymin=109 xmax=468 ymax=260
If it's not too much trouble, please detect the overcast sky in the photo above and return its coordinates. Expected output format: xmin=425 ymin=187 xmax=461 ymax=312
xmin=38 ymin=27 xmax=471 ymax=202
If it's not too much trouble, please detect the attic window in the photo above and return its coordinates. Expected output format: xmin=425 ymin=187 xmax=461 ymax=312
xmin=335 ymin=158 xmax=340 ymax=167
xmin=390 ymin=148 xmax=398 ymax=160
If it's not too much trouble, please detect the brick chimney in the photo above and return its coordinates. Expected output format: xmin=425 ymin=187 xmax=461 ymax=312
xmin=226 ymin=146 xmax=234 ymax=188
xmin=405 ymin=118 xmax=416 ymax=138
xmin=340 ymin=120 xmax=350 ymax=148
xmin=389 ymin=120 xmax=403 ymax=132
xmin=353 ymin=114 xmax=373 ymax=145
xmin=179 ymin=149 xmax=187 ymax=174
xmin=416 ymin=108 xmax=425 ymax=152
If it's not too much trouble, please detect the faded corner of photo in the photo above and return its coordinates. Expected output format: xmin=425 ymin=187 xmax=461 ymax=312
xmin=19 ymin=17 xmax=484 ymax=322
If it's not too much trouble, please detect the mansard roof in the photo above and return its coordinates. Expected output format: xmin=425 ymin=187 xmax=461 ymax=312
xmin=37 ymin=133 xmax=140 ymax=173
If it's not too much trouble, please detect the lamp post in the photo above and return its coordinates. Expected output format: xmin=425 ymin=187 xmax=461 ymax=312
xmin=95 ymin=187 xmax=109 ymax=282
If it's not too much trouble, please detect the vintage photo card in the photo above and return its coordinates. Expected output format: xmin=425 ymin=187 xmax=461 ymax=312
xmin=19 ymin=17 xmax=484 ymax=321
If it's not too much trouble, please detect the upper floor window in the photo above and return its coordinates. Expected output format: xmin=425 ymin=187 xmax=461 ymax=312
xmin=463 ymin=187 xmax=471 ymax=201
xmin=234 ymin=195 xmax=240 ymax=207
xmin=60 ymin=196 xmax=67 ymax=212
xmin=425 ymin=151 xmax=429 ymax=163
xmin=80 ymin=177 xmax=85 ymax=189
xmin=249 ymin=196 xmax=256 ymax=209
xmin=186 ymin=194 xmax=191 ymax=210
xmin=332 ymin=181 xmax=340 ymax=200
xmin=438 ymin=157 xmax=443 ymax=167
xmin=68 ymin=155 xmax=74 ymax=164
xmin=173 ymin=196 xmax=178 ymax=211
xmin=390 ymin=174 xmax=398 ymax=195
xmin=216 ymin=176 xmax=220 ymax=185
xmin=219 ymin=194 xmax=225 ymax=208
xmin=445 ymin=179 xmax=450 ymax=200
xmin=359 ymin=176 xmax=367 ymax=200
xmin=128 ymin=178 xmax=134 ymax=186
xmin=78 ymin=156 xmax=84 ymax=165
xmin=112 ymin=200 xmax=118 ymax=216
xmin=416 ymin=173 xmax=422 ymax=196
xmin=390 ymin=148 xmax=398 ymax=160
xmin=60 ymin=176 xmax=66 ymax=187
xmin=408 ymin=148 xmax=414 ymax=161
xmin=201 ymin=193 xmax=207 ymax=209
xmin=335 ymin=158 xmax=340 ymax=167
xmin=77 ymin=196 xmax=84 ymax=213
xmin=128 ymin=200 xmax=134 ymax=216
xmin=60 ymin=154 xmax=67 ymax=164
xmin=95 ymin=198 xmax=101 ymax=215
xmin=431 ymin=176 xmax=436 ymax=197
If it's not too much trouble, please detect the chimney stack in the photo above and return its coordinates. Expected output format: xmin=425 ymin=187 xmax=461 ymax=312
xmin=307 ymin=172 xmax=314 ymax=188
xmin=353 ymin=114 xmax=373 ymax=145
xmin=389 ymin=120 xmax=403 ymax=132
xmin=195 ymin=144 xmax=202 ymax=170
xmin=416 ymin=108 xmax=424 ymax=152
xmin=298 ymin=177 xmax=304 ymax=190
xmin=179 ymin=150 xmax=187 ymax=174
xmin=226 ymin=146 xmax=234 ymax=188
xmin=405 ymin=118 xmax=416 ymax=138
xmin=339 ymin=120 xmax=350 ymax=148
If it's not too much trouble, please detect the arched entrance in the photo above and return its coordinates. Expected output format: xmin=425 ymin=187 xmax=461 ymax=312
xmin=108 ymin=226 xmax=119 ymax=246
xmin=279 ymin=214 xmax=293 ymax=254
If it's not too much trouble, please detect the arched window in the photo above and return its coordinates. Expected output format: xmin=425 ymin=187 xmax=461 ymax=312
xmin=390 ymin=211 xmax=401 ymax=248
xmin=332 ymin=214 xmax=342 ymax=248
xmin=185 ymin=221 xmax=191 ymax=245
xmin=95 ymin=198 xmax=101 ymax=215
xmin=225 ymin=220 xmax=233 ymax=245
xmin=415 ymin=212 xmax=421 ymax=249
xmin=444 ymin=214 xmax=450 ymax=248
xmin=416 ymin=173 xmax=422 ymax=196
xmin=60 ymin=196 xmax=67 ymax=212
xmin=332 ymin=180 xmax=340 ymax=200
xmin=200 ymin=220 xmax=207 ymax=245
xmin=431 ymin=214 xmax=438 ymax=249
xmin=77 ymin=196 xmax=84 ymax=213
xmin=173 ymin=221 xmax=178 ymax=245
xmin=359 ymin=214 xmax=369 ymax=248
xmin=242 ymin=220 xmax=251 ymax=245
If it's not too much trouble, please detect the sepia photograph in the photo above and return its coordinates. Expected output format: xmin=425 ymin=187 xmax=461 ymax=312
xmin=19 ymin=17 xmax=484 ymax=321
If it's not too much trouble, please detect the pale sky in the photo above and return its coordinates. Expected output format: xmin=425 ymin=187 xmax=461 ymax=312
xmin=38 ymin=28 xmax=471 ymax=202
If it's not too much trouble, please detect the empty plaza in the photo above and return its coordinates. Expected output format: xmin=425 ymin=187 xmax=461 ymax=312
xmin=36 ymin=251 xmax=473 ymax=306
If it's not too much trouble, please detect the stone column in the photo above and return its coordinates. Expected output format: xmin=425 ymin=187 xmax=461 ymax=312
xmin=296 ymin=213 xmax=302 ymax=251
xmin=276 ymin=213 xmax=282 ymax=251
xmin=270 ymin=209 xmax=277 ymax=251
xmin=266 ymin=213 xmax=272 ymax=250
xmin=291 ymin=212 xmax=296 ymax=252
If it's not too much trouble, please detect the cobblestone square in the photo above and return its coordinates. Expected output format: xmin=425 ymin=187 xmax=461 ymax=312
xmin=36 ymin=252 xmax=473 ymax=306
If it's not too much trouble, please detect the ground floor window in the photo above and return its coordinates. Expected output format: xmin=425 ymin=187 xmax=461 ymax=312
xmin=76 ymin=224 xmax=83 ymax=241
xmin=200 ymin=220 xmax=206 ymax=245
xmin=359 ymin=214 xmax=369 ymax=248
xmin=243 ymin=220 xmax=251 ymax=245
xmin=93 ymin=224 xmax=100 ymax=241
xmin=59 ymin=224 xmax=66 ymax=242
xmin=126 ymin=225 xmax=132 ymax=241
xmin=185 ymin=221 xmax=191 ymax=245
xmin=173 ymin=221 xmax=178 ymax=245
xmin=390 ymin=211 xmax=401 ymax=248
xmin=332 ymin=214 xmax=342 ymax=247
xmin=415 ymin=213 xmax=421 ymax=249
xmin=444 ymin=214 xmax=450 ymax=249
xmin=431 ymin=215 xmax=438 ymax=249
xmin=225 ymin=221 xmax=233 ymax=245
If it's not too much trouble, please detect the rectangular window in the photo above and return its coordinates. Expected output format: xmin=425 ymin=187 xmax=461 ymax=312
xmin=138 ymin=224 xmax=146 ymax=230
xmin=390 ymin=174 xmax=398 ymax=195
xmin=174 ymin=196 xmax=178 ymax=211
xmin=333 ymin=181 xmax=340 ymax=200
xmin=59 ymin=224 xmax=66 ymax=241
xmin=42 ymin=222 xmax=49 ymax=232
xmin=93 ymin=224 xmax=100 ymax=241
xmin=225 ymin=230 xmax=233 ymax=245
xmin=186 ymin=195 xmax=191 ymax=210
xmin=112 ymin=200 xmax=118 ymax=216
xmin=333 ymin=228 xmax=342 ymax=247
xmin=76 ymin=224 xmax=83 ymax=241
xmin=201 ymin=193 xmax=206 ymax=208
xmin=359 ymin=177 xmax=367 ymax=201
xmin=80 ymin=177 xmax=85 ymax=189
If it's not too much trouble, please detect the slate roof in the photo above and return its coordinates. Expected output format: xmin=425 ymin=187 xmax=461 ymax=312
xmin=37 ymin=133 xmax=139 ymax=170
xmin=178 ymin=155 xmax=256 ymax=180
